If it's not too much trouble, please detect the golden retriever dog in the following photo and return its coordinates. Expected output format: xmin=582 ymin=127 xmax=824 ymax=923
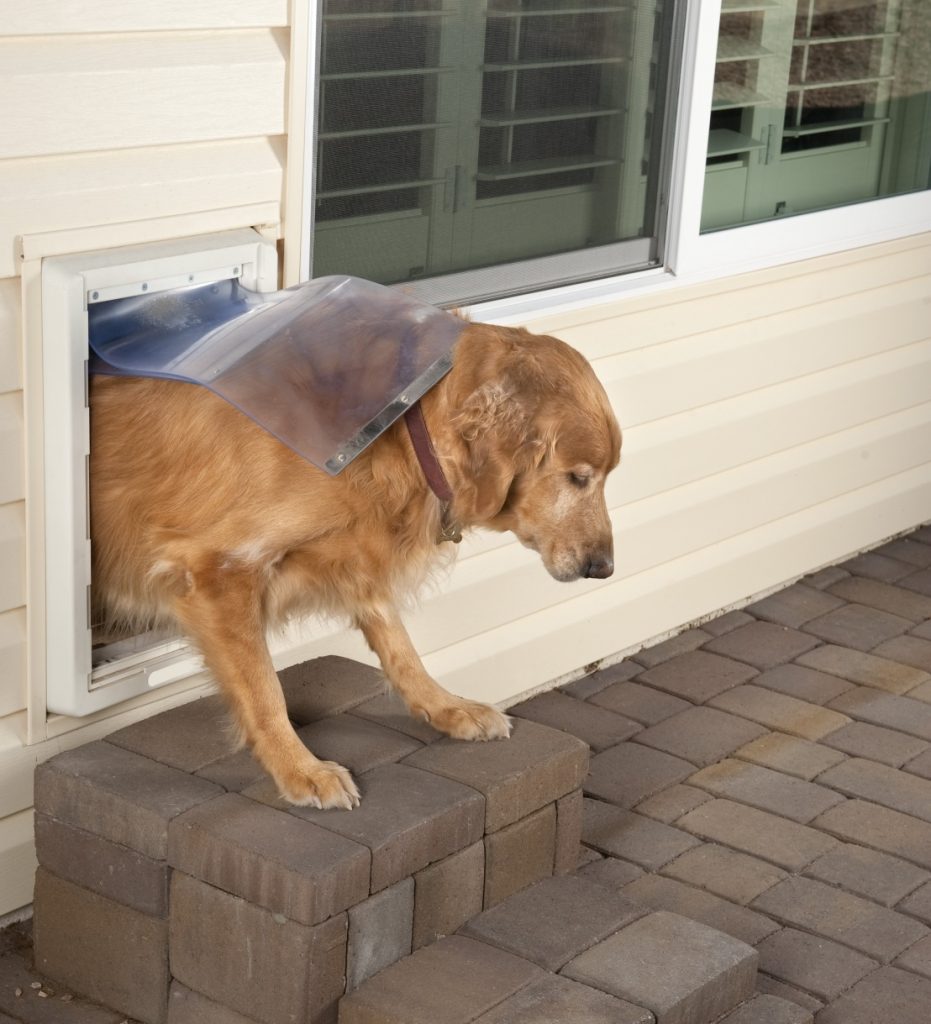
xmin=90 ymin=321 xmax=621 ymax=809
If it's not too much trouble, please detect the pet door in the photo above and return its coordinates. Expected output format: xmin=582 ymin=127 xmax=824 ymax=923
xmin=41 ymin=230 xmax=278 ymax=717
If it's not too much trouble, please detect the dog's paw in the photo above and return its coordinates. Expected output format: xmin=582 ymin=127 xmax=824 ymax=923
xmin=431 ymin=698 xmax=512 ymax=742
xmin=278 ymin=759 xmax=360 ymax=810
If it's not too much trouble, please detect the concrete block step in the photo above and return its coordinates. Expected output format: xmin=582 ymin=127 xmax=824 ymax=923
xmin=341 ymin=875 xmax=759 ymax=1024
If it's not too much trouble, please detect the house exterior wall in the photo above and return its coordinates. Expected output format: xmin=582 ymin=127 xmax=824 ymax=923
xmin=0 ymin=3 xmax=928 ymax=916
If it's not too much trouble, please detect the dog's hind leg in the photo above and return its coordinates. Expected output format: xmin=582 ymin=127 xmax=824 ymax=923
xmin=357 ymin=606 xmax=511 ymax=741
xmin=170 ymin=558 xmax=360 ymax=809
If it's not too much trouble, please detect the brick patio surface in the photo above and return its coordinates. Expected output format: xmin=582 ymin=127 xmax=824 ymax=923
xmin=5 ymin=527 xmax=931 ymax=1023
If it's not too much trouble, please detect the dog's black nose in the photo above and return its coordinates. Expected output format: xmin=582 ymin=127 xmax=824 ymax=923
xmin=584 ymin=555 xmax=614 ymax=579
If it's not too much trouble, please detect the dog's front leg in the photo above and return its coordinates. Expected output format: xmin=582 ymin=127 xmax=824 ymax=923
xmin=357 ymin=605 xmax=511 ymax=741
xmin=171 ymin=560 xmax=360 ymax=809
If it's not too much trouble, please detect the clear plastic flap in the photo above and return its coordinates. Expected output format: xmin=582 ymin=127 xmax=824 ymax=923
xmin=88 ymin=276 xmax=465 ymax=473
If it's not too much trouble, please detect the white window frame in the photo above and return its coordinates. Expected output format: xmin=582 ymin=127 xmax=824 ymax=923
xmin=296 ymin=0 xmax=931 ymax=323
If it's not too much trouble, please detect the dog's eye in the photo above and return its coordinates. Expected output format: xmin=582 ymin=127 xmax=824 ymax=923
xmin=568 ymin=472 xmax=590 ymax=489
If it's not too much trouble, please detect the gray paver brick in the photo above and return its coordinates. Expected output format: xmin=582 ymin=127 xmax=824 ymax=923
xmin=898 ymin=880 xmax=931 ymax=923
xmin=827 ymin=686 xmax=931 ymax=740
xmin=295 ymin=713 xmax=423 ymax=774
xmin=821 ymin=721 xmax=929 ymax=767
xmin=687 ymin=759 xmax=845 ymax=824
xmin=797 ymin=644 xmax=929 ymax=694
xmin=872 ymin=634 xmax=931 ymax=674
xmin=734 ymin=732 xmax=846 ymax=781
xmin=169 ymin=872 xmax=346 ymax=1024
xmin=636 ymin=650 xmax=758 ymax=704
xmin=282 ymin=762 xmax=484 ymax=893
xmin=745 ymin=583 xmax=845 ymax=628
xmin=404 ymin=718 xmax=587 ymax=833
xmin=701 ymin=610 xmax=756 ymax=636
xmin=905 ymin=746 xmax=931 ymax=780
xmin=755 ymin=928 xmax=878 ymax=1002
xmin=559 ymin=659 xmax=641 ymax=700
xmin=755 ymin=975 xmax=824 ymax=1014
xmin=578 ymin=857 xmax=645 ymax=889
xmin=279 ymin=655 xmax=386 ymax=725
xmin=749 ymin=663 xmax=854 ymax=705
xmin=752 ymin=875 xmax=929 ymax=962
xmin=35 ymin=741 xmax=222 ymax=859
xmin=662 ymin=842 xmax=787 ymax=905
xmin=166 ymin=982 xmax=258 ymax=1024
xmin=703 ymin=620 xmax=821 ymax=670
xmin=633 ymin=629 xmax=712 ymax=668
xmin=169 ymin=791 xmax=370 ymax=924
xmin=716 ymin=993 xmax=813 ymax=1024
xmin=635 ymin=784 xmax=713 ymax=824
xmin=33 ymin=869 xmax=168 ymax=1024
xmin=912 ymin=619 xmax=931 ymax=640
xmin=483 ymin=803 xmax=557 ymax=908
xmin=841 ymin=550 xmax=916 ymax=582
xmin=624 ymin=874 xmax=778 ymax=946
xmin=677 ymin=799 xmax=838 ymax=871
xmin=412 ymin=841 xmax=484 ymax=950
xmin=815 ymin=966 xmax=931 ymax=1024
xmin=554 ymin=789 xmax=583 ymax=875
xmin=582 ymin=800 xmax=700 ymax=870
xmin=817 ymin=757 xmax=931 ymax=824
xmin=585 ymin=742 xmax=694 ymax=808
xmin=814 ymin=799 xmax=931 ymax=870
xmin=879 ymin=538 xmax=931 ymax=568
xmin=461 ymin=874 xmax=645 ymax=971
xmin=471 ymin=974 xmax=653 ymax=1024
xmin=349 ymin=692 xmax=444 ymax=744
xmin=802 ymin=566 xmax=850 ymax=590
xmin=828 ymin=576 xmax=931 ymax=622
xmin=338 ymin=935 xmax=545 ymax=1024
xmin=895 ymin=933 xmax=931 ymax=979
xmin=347 ymin=879 xmax=414 ymax=991
xmin=708 ymin=685 xmax=850 ymax=740
xmin=804 ymin=843 xmax=929 ymax=907
xmin=589 ymin=681 xmax=691 ymax=725
xmin=561 ymin=910 xmax=758 ymax=1024
xmin=509 ymin=691 xmax=640 ymax=751
xmin=803 ymin=603 xmax=912 ymax=651
xmin=194 ymin=748 xmax=266 ymax=793
xmin=633 ymin=706 xmax=767 ymax=767
xmin=901 ymin=567 xmax=931 ymax=597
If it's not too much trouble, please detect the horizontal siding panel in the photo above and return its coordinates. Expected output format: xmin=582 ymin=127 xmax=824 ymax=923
xmin=0 ymin=31 xmax=287 ymax=159
xmin=602 ymin=276 xmax=930 ymax=427
xmin=0 ymin=609 xmax=25 ymax=718
xmin=0 ymin=392 xmax=23 ymax=505
xmin=0 ymin=138 xmax=284 ymax=279
xmin=0 ymin=0 xmax=288 ymax=34
xmin=0 ymin=503 xmax=25 ymax=614
xmin=0 ymin=279 xmax=20 ymax=394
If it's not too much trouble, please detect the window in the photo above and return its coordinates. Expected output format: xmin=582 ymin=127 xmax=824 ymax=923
xmin=304 ymin=1 xmax=930 ymax=306
xmin=310 ymin=0 xmax=681 ymax=303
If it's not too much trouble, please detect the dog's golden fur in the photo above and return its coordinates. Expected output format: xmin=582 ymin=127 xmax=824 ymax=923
xmin=90 ymin=321 xmax=621 ymax=809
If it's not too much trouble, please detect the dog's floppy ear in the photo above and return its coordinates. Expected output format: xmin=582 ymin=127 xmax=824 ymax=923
xmin=450 ymin=381 xmax=544 ymax=522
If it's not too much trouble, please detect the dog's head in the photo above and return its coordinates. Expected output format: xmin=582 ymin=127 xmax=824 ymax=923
xmin=447 ymin=324 xmax=621 ymax=582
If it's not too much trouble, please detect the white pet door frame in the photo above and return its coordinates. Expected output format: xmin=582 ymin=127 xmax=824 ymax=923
xmin=41 ymin=229 xmax=279 ymax=717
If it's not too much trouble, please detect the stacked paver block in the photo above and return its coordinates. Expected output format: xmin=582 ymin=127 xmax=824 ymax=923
xmin=32 ymin=657 xmax=587 ymax=1024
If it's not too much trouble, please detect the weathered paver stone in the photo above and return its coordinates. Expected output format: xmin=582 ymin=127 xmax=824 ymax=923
xmin=827 ymin=687 xmax=931 ymax=741
xmin=636 ymin=650 xmax=758 ymax=704
xmin=412 ymin=842 xmax=484 ymax=950
xmin=688 ymin=759 xmax=844 ymax=824
xmin=803 ymin=565 xmax=850 ymax=590
xmin=623 ymin=874 xmax=778 ymax=946
xmin=277 ymin=762 xmax=484 ymax=893
xmin=483 ymin=804 xmax=556 ymax=908
xmin=746 ymin=583 xmax=844 ymax=628
xmin=294 ymin=714 xmax=423 ymax=774
xmin=881 ymin=537 xmax=931 ymax=567
xmin=278 ymin=655 xmax=386 ymax=724
xmin=348 ymin=693 xmax=443 ymax=744
xmin=814 ymin=799 xmax=931 ymax=870
xmin=461 ymin=875 xmax=645 ymax=971
xmin=33 ymin=869 xmax=168 ymax=1024
xmin=560 ymin=659 xmax=641 ymax=700
xmin=901 ymin=567 xmax=931 ymax=597
xmin=509 ymin=690 xmax=641 ymax=751
xmin=338 ymin=935 xmax=545 ymax=1024
xmin=872 ymin=634 xmax=931 ymax=674
xmin=804 ymin=843 xmax=929 ymax=907
xmin=578 ymin=856 xmax=645 ymax=889
xmin=701 ymin=610 xmax=755 ymax=636
xmin=828 ymin=576 xmax=931 ymax=622
xmin=905 ymin=746 xmax=931 ymax=780
xmin=821 ymin=721 xmax=929 ymax=767
xmin=404 ymin=718 xmax=587 ymax=833
xmin=589 ymin=681 xmax=691 ymax=725
xmin=802 ymin=603 xmax=912 ymax=650
xmin=633 ymin=629 xmax=712 ymax=668
xmin=797 ymin=644 xmax=930 ymax=694
xmin=585 ymin=742 xmax=693 ymax=808
xmin=662 ymin=843 xmax=787 ymax=905
xmin=35 ymin=742 xmax=222 ymax=859
xmin=167 ymin=983 xmax=258 ymax=1024
xmin=703 ymin=621 xmax=821 ymax=670
xmin=817 ymin=758 xmax=931 ymax=824
xmin=34 ymin=812 xmax=169 ymax=917
xmin=554 ymin=789 xmax=583 ymax=875
xmin=194 ymin=748 xmax=266 ymax=793
xmin=170 ymin=872 xmax=347 ymax=1024
xmin=895 ymin=933 xmax=931 ymax=979
xmin=751 ymin=875 xmax=929 ymax=962
xmin=561 ymin=910 xmax=758 ymax=1024
xmin=635 ymin=784 xmax=713 ymax=824
xmin=707 ymin=685 xmax=850 ymax=740
xmin=899 ymin=880 xmax=931 ymax=923
xmin=677 ymin=799 xmax=838 ymax=871
xmin=633 ymin=706 xmax=767 ymax=767
xmin=716 ymin=993 xmax=814 ymax=1024
xmin=841 ymin=550 xmax=915 ymax=582
xmin=755 ymin=928 xmax=878 ymax=1002
xmin=582 ymin=800 xmax=700 ymax=870
xmin=471 ymin=974 xmax=652 ymax=1024
xmin=169 ymin=792 xmax=370 ymax=924
xmin=750 ymin=663 xmax=854 ymax=705
xmin=734 ymin=732 xmax=846 ymax=781
xmin=816 ymin=966 xmax=931 ymax=1024
xmin=346 ymin=879 xmax=414 ymax=991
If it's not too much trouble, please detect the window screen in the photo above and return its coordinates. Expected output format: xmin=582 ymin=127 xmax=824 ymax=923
xmin=311 ymin=0 xmax=679 ymax=304
xmin=703 ymin=0 xmax=931 ymax=230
